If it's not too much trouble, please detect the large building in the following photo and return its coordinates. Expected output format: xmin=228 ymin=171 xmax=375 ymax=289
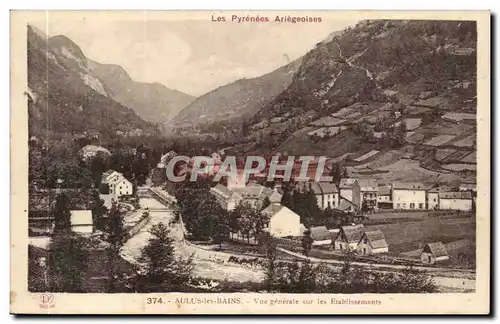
xmin=210 ymin=184 xmax=243 ymax=211
xmin=262 ymin=204 xmax=301 ymax=237
xmin=339 ymin=178 xmax=361 ymax=208
xmin=210 ymin=182 xmax=282 ymax=211
xmin=438 ymin=191 xmax=473 ymax=211
xmin=309 ymin=182 xmax=339 ymax=209
xmin=392 ymin=182 xmax=426 ymax=210
xmin=377 ymin=185 xmax=392 ymax=209
xmin=101 ymin=169 xmax=134 ymax=197
xmin=357 ymin=179 xmax=379 ymax=211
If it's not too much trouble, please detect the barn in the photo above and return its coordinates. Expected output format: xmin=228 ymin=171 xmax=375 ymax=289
xmin=333 ymin=224 xmax=365 ymax=251
xmin=357 ymin=230 xmax=389 ymax=255
xmin=421 ymin=242 xmax=450 ymax=264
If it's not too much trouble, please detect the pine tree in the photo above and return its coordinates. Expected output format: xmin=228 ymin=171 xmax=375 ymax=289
xmin=47 ymin=234 xmax=89 ymax=292
xmin=105 ymin=202 xmax=127 ymax=292
xmin=138 ymin=223 xmax=193 ymax=292
xmin=52 ymin=193 xmax=72 ymax=235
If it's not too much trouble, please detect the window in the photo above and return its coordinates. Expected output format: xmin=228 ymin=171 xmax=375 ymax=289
xmin=410 ymin=203 xmax=415 ymax=209
xmin=419 ymin=203 xmax=424 ymax=209
xmin=364 ymin=238 xmax=368 ymax=244
xmin=396 ymin=203 xmax=401 ymax=208
xmin=433 ymin=198 xmax=437 ymax=202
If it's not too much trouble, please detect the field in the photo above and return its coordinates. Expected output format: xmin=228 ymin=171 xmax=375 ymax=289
xmin=452 ymin=134 xmax=476 ymax=148
xmin=442 ymin=164 xmax=477 ymax=172
xmin=365 ymin=217 xmax=476 ymax=254
xmin=424 ymin=134 xmax=456 ymax=146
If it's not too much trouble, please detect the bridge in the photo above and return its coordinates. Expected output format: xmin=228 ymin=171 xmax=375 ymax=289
xmin=138 ymin=187 xmax=178 ymax=211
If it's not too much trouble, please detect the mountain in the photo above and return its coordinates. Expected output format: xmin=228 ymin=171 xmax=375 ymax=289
xmin=27 ymin=25 xmax=159 ymax=141
xmin=235 ymin=20 xmax=477 ymax=184
xmin=168 ymin=57 xmax=303 ymax=133
xmin=88 ymin=61 xmax=195 ymax=124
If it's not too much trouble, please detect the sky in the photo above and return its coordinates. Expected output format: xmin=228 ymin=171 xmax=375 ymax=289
xmin=31 ymin=12 xmax=357 ymax=96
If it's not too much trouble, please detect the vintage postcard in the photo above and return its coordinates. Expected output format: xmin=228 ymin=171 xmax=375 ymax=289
xmin=10 ymin=10 xmax=490 ymax=314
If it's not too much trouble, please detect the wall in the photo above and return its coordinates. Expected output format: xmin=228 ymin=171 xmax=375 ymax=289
xmin=392 ymin=189 xmax=426 ymax=210
xmin=340 ymin=189 xmax=353 ymax=203
xmin=269 ymin=209 xmax=300 ymax=237
xmin=439 ymin=198 xmax=473 ymax=211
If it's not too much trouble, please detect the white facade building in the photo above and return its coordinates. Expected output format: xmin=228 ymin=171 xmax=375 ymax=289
xmin=70 ymin=210 xmax=93 ymax=234
xmin=438 ymin=192 xmax=473 ymax=211
xmin=262 ymin=204 xmax=301 ymax=237
xmin=392 ymin=182 xmax=427 ymax=210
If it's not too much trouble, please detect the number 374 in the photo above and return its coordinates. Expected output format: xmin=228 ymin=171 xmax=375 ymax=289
xmin=146 ymin=297 xmax=164 ymax=304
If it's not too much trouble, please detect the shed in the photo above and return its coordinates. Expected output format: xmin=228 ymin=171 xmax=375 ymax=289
xmin=70 ymin=210 xmax=93 ymax=234
xmin=421 ymin=242 xmax=449 ymax=264
xmin=333 ymin=224 xmax=365 ymax=250
xmin=309 ymin=226 xmax=332 ymax=245
xmin=357 ymin=230 xmax=389 ymax=255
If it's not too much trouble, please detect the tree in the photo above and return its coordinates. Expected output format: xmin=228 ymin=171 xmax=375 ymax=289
xmin=259 ymin=232 xmax=278 ymax=291
xmin=138 ymin=223 xmax=193 ymax=292
xmin=105 ymin=202 xmax=127 ymax=292
xmin=90 ymin=155 xmax=107 ymax=188
xmin=47 ymin=234 xmax=89 ymax=292
xmin=91 ymin=191 xmax=108 ymax=231
xmin=213 ymin=211 xmax=230 ymax=250
xmin=281 ymin=187 xmax=294 ymax=209
xmin=52 ymin=193 xmax=72 ymax=235
xmin=329 ymin=163 xmax=342 ymax=187
xmin=301 ymin=229 xmax=314 ymax=256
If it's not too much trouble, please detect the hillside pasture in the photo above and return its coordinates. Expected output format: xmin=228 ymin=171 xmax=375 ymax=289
xmin=442 ymin=164 xmax=477 ymax=172
xmin=424 ymin=134 xmax=456 ymax=147
xmin=365 ymin=217 xmax=475 ymax=254
xmin=435 ymin=148 xmax=457 ymax=162
xmin=373 ymin=159 xmax=462 ymax=182
xmin=452 ymin=134 xmax=476 ymax=148
xmin=460 ymin=152 xmax=476 ymax=164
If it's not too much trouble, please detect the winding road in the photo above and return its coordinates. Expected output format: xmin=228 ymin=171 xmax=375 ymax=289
xmin=120 ymin=187 xmax=475 ymax=292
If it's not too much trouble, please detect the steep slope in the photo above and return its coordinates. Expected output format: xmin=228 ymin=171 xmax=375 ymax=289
xmin=169 ymin=57 xmax=303 ymax=132
xmin=27 ymin=25 xmax=159 ymax=141
xmin=257 ymin=20 xmax=476 ymax=122
xmin=237 ymin=20 xmax=476 ymax=184
xmin=88 ymin=61 xmax=195 ymax=124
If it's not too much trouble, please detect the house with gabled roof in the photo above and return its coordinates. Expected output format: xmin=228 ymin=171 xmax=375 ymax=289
xmin=333 ymin=224 xmax=365 ymax=251
xmin=357 ymin=230 xmax=389 ymax=255
xmin=310 ymin=182 xmax=339 ymax=209
xmin=262 ymin=204 xmax=301 ymax=238
xmin=421 ymin=242 xmax=449 ymax=264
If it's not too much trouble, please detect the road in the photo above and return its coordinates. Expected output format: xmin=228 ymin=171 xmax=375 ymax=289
xmin=120 ymin=193 xmax=264 ymax=283
xmin=120 ymin=189 xmax=474 ymax=291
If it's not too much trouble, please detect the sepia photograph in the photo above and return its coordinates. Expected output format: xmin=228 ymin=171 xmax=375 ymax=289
xmin=10 ymin=10 xmax=490 ymax=314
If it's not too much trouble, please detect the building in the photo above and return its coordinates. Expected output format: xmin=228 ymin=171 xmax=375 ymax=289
xmin=336 ymin=197 xmax=357 ymax=213
xmin=377 ymin=185 xmax=392 ymax=209
xmin=438 ymin=191 xmax=473 ymax=211
xmin=357 ymin=179 xmax=379 ymax=211
xmin=427 ymin=189 xmax=439 ymax=210
xmin=333 ymin=224 xmax=365 ymax=251
xmin=309 ymin=226 xmax=333 ymax=246
xmin=102 ymin=169 xmax=122 ymax=184
xmin=210 ymin=184 xmax=243 ymax=211
xmin=70 ymin=210 xmax=93 ymax=234
xmin=233 ymin=182 xmax=282 ymax=210
xmin=421 ymin=242 xmax=449 ymax=264
xmin=309 ymin=182 xmax=339 ymax=209
xmin=339 ymin=179 xmax=361 ymax=208
xmin=392 ymin=182 xmax=426 ymax=210
xmin=459 ymin=183 xmax=477 ymax=192
xmin=262 ymin=204 xmax=301 ymax=238
xmin=357 ymin=230 xmax=389 ymax=255
xmin=108 ymin=176 xmax=133 ymax=197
